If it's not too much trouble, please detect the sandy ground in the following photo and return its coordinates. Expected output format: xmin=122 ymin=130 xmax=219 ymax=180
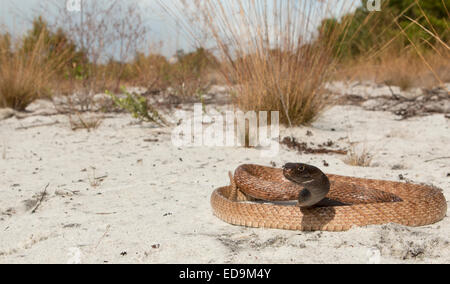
xmin=0 ymin=84 xmax=449 ymax=264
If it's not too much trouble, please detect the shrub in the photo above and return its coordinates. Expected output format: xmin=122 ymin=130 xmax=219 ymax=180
xmin=107 ymin=88 xmax=168 ymax=126
xmin=0 ymin=29 xmax=70 ymax=110
xmin=167 ymin=48 xmax=218 ymax=98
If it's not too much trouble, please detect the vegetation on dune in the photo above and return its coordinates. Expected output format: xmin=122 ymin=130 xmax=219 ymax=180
xmin=162 ymin=0 xmax=375 ymax=125
xmin=129 ymin=52 xmax=172 ymax=91
xmin=106 ymin=88 xmax=168 ymax=126
xmin=102 ymin=47 xmax=218 ymax=96
xmin=0 ymin=13 xmax=218 ymax=110
xmin=0 ymin=0 xmax=448 ymax=120
xmin=320 ymin=0 xmax=450 ymax=89
xmin=22 ymin=16 xmax=86 ymax=72
xmin=320 ymin=0 xmax=450 ymax=58
xmin=0 ymin=24 xmax=71 ymax=110
xmin=167 ymin=48 xmax=218 ymax=98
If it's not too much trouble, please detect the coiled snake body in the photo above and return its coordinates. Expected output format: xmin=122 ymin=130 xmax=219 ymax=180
xmin=210 ymin=164 xmax=447 ymax=231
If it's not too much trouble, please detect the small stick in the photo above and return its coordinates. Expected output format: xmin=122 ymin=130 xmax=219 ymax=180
xmin=386 ymin=84 xmax=401 ymax=100
xmin=31 ymin=183 xmax=50 ymax=214
xmin=425 ymin=157 xmax=450 ymax=163
xmin=94 ymin=175 xmax=108 ymax=180
xmin=16 ymin=122 xmax=59 ymax=130
xmin=94 ymin=225 xmax=111 ymax=250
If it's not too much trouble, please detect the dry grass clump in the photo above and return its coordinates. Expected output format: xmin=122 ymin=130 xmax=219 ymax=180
xmin=86 ymin=166 xmax=105 ymax=188
xmin=344 ymin=143 xmax=373 ymax=167
xmin=228 ymin=47 xmax=333 ymax=126
xmin=162 ymin=0 xmax=361 ymax=126
xmin=68 ymin=113 xmax=103 ymax=132
xmin=0 ymin=31 xmax=68 ymax=110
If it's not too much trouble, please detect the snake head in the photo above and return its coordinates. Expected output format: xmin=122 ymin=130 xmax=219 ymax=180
xmin=283 ymin=163 xmax=322 ymax=184
xmin=283 ymin=163 xmax=330 ymax=207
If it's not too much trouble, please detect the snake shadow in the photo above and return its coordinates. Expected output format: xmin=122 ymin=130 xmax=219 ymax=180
xmin=298 ymin=198 xmax=346 ymax=230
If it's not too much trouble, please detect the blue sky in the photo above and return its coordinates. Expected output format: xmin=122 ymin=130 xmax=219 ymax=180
xmin=0 ymin=0 xmax=189 ymax=57
xmin=0 ymin=0 xmax=358 ymax=58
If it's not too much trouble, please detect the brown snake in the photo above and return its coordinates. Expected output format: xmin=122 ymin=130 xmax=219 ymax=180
xmin=210 ymin=164 xmax=447 ymax=231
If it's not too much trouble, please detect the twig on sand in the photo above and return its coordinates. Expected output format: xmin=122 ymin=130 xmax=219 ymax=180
xmin=16 ymin=121 xmax=59 ymax=130
xmin=425 ymin=157 xmax=450 ymax=163
xmin=31 ymin=183 xmax=50 ymax=214
xmin=385 ymin=82 xmax=401 ymax=100
xmin=94 ymin=225 xmax=111 ymax=250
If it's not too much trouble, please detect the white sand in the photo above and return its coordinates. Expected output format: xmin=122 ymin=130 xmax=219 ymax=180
xmin=0 ymin=88 xmax=449 ymax=263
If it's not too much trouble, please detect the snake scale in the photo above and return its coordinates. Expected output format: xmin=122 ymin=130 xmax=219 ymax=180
xmin=210 ymin=164 xmax=447 ymax=231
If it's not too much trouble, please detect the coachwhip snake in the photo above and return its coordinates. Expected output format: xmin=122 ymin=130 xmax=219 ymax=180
xmin=210 ymin=164 xmax=447 ymax=231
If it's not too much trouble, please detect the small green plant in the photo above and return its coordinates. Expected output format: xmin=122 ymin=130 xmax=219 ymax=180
xmin=106 ymin=87 xmax=168 ymax=126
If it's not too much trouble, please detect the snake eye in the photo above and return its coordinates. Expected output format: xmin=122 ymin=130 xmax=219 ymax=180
xmin=298 ymin=165 xmax=305 ymax=172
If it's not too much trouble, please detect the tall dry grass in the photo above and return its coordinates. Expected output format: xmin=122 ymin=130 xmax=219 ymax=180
xmin=396 ymin=2 xmax=450 ymax=90
xmin=336 ymin=46 xmax=450 ymax=90
xmin=0 ymin=31 xmax=69 ymax=111
xmin=161 ymin=0 xmax=362 ymax=125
